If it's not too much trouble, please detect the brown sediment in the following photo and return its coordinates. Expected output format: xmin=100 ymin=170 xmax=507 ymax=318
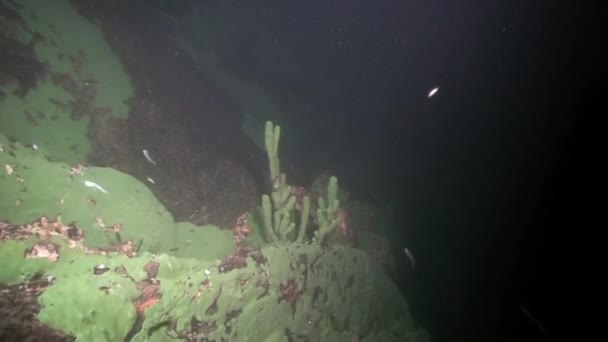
xmin=69 ymin=0 xmax=264 ymax=230
xmin=0 ymin=279 xmax=76 ymax=341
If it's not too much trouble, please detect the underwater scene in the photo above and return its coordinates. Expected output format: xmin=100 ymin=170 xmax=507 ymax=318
xmin=1 ymin=0 xmax=589 ymax=341
xmin=0 ymin=1 xmax=428 ymax=340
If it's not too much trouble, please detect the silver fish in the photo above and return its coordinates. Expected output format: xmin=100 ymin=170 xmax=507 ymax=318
xmin=520 ymin=303 xmax=549 ymax=336
xmin=427 ymin=86 xmax=439 ymax=98
xmin=403 ymin=247 xmax=416 ymax=269
xmin=84 ymin=180 xmax=108 ymax=194
xmin=142 ymin=149 xmax=156 ymax=165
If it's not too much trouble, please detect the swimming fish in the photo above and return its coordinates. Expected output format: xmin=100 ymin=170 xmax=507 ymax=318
xmin=403 ymin=247 xmax=416 ymax=269
xmin=142 ymin=149 xmax=156 ymax=165
xmin=84 ymin=180 xmax=108 ymax=194
xmin=427 ymin=86 xmax=439 ymax=98
xmin=520 ymin=303 xmax=549 ymax=336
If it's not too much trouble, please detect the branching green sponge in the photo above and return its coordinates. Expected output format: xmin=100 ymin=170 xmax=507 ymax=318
xmin=264 ymin=120 xmax=281 ymax=181
xmin=261 ymin=121 xmax=310 ymax=243
xmin=296 ymin=196 xmax=310 ymax=243
xmin=314 ymin=176 xmax=340 ymax=244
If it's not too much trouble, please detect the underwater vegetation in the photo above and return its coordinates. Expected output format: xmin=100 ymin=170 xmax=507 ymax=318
xmin=259 ymin=121 xmax=340 ymax=245
xmin=0 ymin=0 xmax=429 ymax=341
xmin=0 ymin=121 xmax=429 ymax=341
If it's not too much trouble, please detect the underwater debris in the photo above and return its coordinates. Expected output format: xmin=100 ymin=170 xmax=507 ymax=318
xmin=218 ymin=254 xmax=247 ymax=273
xmin=97 ymin=239 xmax=137 ymax=258
xmin=232 ymin=211 xmax=251 ymax=246
xmin=133 ymin=261 xmax=162 ymax=313
xmin=218 ymin=246 xmax=267 ymax=273
xmin=279 ymin=277 xmax=303 ymax=317
xmin=0 ymin=216 xmax=138 ymax=258
xmin=5 ymin=163 xmax=14 ymax=175
xmin=0 ymin=216 xmax=84 ymax=243
xmin=127 ymin=278 xmax=161 ymax=341
xmin=93 ymin=264 xmax=109 ymax=275
xmin=68 ymin=164 xmax=87 ymax=177
xmin=25 ymin=242 xmax=60 ymax=262
xmin=95 ymin=217 xmax=105 ymax=228
xmin=143 ymin=260 xmax=160 ymax=279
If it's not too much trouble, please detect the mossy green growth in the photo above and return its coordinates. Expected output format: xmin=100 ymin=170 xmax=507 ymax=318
xmin=128 ymin=243 xmax=427 ymax=341
xmin=38 ymin=271 xmax=138 ymax=341
xmin=0 ymin=0 xmax=134 ymax=164
xmin=0 ymin=82 xmax=93 ymax=165
xmin=171 ymin=222 xmax=235 ymax=260
xmin=0 ymin=238 xmax=58 ymax=284
xmin=1 ymin=223 xmax=427 ymax=340
xmin=0 ymin=236 xmax=146 ymax=340
xmin=0 ymin=133 xmax=234 ymax=259
xmin=36 ymin=250 xmax=147 ymax=341
xmin=0 ymin=139 xmax=171 ymax=252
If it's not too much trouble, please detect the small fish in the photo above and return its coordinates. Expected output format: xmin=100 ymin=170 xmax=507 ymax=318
xmin=403 ymin=247 xmax=416 ymax=269
xmin=520 ymin=303 xmax=549 ymax=336
xmin=84 ymin=180 xmax=108 ymax=194
xmin=142 ymin=149 xmax=156 ymax=165
xmin=427 ymin=86 xmax=439 ymax=98
xmin=147 ymin=177 xmax=155 ymax=184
